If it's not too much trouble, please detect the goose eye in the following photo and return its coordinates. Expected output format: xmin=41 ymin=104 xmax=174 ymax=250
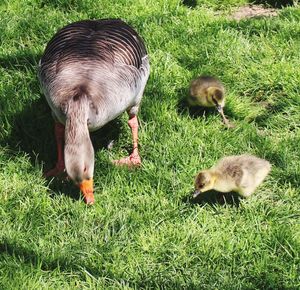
xmin=84 ymin=167 xmax=87 ymax=172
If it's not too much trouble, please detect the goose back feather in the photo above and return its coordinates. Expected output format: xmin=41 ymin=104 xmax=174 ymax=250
xmin=39 ymin=19 xmax=150 ymax=130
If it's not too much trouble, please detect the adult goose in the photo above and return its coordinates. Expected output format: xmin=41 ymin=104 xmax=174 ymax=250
xmin=38 ymin=19 xmax=150 ymax=204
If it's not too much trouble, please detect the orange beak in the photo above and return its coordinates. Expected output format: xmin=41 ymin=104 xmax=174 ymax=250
xmin=79 ymin=178 xmax=94 ymax=205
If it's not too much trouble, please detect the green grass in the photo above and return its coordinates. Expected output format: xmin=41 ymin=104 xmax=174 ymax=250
xmin=0 ymin=0 xmax=300 ymax=289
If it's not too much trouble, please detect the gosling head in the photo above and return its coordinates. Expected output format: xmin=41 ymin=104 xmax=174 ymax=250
xmin=206 ymin=86 xmax=225 ymax=112
xmin=64 ymin=140 xmax=95 ymax=204
xmin=193 ymin=170 xmax=216 ymax=198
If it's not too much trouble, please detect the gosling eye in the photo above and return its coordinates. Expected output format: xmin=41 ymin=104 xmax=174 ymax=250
xmin=212 ymin=97 xmax=219 ymax=106
xmin=198 ymin=183 xmax=205 ymax=188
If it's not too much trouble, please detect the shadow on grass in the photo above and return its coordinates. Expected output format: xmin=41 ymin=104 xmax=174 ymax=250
xmin=0 ymin=49 xmax=142 ymax=202
xmin=2 ymin=96 xmax=123 ymax=202
xmin=46 ymin=177 xmax=81 ymax=201
xmin=177 ymin=95 xmax=236 ymax=123
xmin=0 ymin=239 xmax=81 ymax=273
xmin=177 ymin=97 xmax=215 ymax=119
xmin=0 ymin=80 xmax=123 ymax=200
xmin=1 ymin=227 xmax=295 ymax=289
xmin=226 ymin=15 xmax=299 ymax=42
xmin=254 ymin=98 xmax=298 ymax=129
xmin=0 ymin=238 xmax=202 ymax=289
xmin=278 ymin=171 xmax=300 ymax=189
xmin=182 ymin=0 xmax=296 ymax=9
xmin=1 ymin=239 xmax=190 ymax=288
xmin=253 ymin=0 xmax=294 ymax=8
xmin=182 ymin=0 xmax=197 ymax=8
xmin=182 ymin=190 xmax=241 ymax=207
xmin=267 ymin=160 xmax=300 ymax=189
xmin=39 ymin=0 xmax=83 ymax=11
xmin=176 ymin=87 xmax=213 ymax=119
xmin=0 ymin=49 xmax=39 ymax=72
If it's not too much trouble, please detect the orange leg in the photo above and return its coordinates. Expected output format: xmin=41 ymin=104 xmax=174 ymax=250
xmin=114 ymin=115 xmax=141 ymax=166
xmin=45 ymin=122 xmax=66 ymax=177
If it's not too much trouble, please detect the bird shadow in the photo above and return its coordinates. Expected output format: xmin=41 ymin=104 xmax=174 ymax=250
xmin=253 ymin=98 xmax=295 ymax=128
xmin=176 ymin=87 xmax=212 ymax=119
xmin=182 ymin=0 xmax=197 ymax=8
xmin=182 ymin=190 xmax=241 ymax=207
xmin=0 ymin=49 xmax=39 ymax=72
xmin=181 ymin=0 xmax=295 ymax=9
xmin=177 ymin=97 xmax=215 ymax=119
xmin=0 ymin=238 xmax=96 ymax=275
xmin=176 ymin=94 xmax=236 ymax=122
xmin=39 ymin=0 xmax=82 ymax=11
xmin=252 ymin=0 xmax=294 ymax=8
xmin=2 ymin=97 xmax=123 ymax=202
xmin=0 ymin=48 xmax=130 ymax=202
xmin=0 ymin=239 xmax=203 ymax=289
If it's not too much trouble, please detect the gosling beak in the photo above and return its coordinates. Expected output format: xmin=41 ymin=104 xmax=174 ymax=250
xmin=216 ymin=105 xmax=223 ymax=112
xmin=79 ymin=178 xmax=94 ymax=205
xmin=193 ymin=190 xmax=201 ymax=198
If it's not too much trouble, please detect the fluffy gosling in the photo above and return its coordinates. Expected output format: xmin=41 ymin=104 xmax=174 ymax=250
xmin=188 ymin=76 xmax=234 ymax=128
xmin=194 ymin=154 xmax=271 ymax=198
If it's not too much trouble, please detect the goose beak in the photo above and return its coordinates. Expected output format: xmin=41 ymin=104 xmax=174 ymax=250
xmin=79 ymin=179 xmax=94 ymax=205
xmin=193 ymin=190 xmax=201 ymax=198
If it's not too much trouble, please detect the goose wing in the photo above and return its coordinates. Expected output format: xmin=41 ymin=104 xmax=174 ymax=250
xmin=40 ymin=19 xmax=148 ymax=75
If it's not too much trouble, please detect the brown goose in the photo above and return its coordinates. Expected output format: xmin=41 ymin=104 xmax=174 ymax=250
xmin=38 ymin=19 xmax=150 ymax=204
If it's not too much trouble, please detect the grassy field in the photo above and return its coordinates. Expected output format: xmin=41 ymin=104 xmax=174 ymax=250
xmin=0 ymin=0 xmax=300 ymax=289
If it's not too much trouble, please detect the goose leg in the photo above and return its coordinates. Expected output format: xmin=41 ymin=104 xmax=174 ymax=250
xmin=45 ymin=122 xmax=66 ymax=177
xmin=113 ymin=115 xmax=141 ymax=167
